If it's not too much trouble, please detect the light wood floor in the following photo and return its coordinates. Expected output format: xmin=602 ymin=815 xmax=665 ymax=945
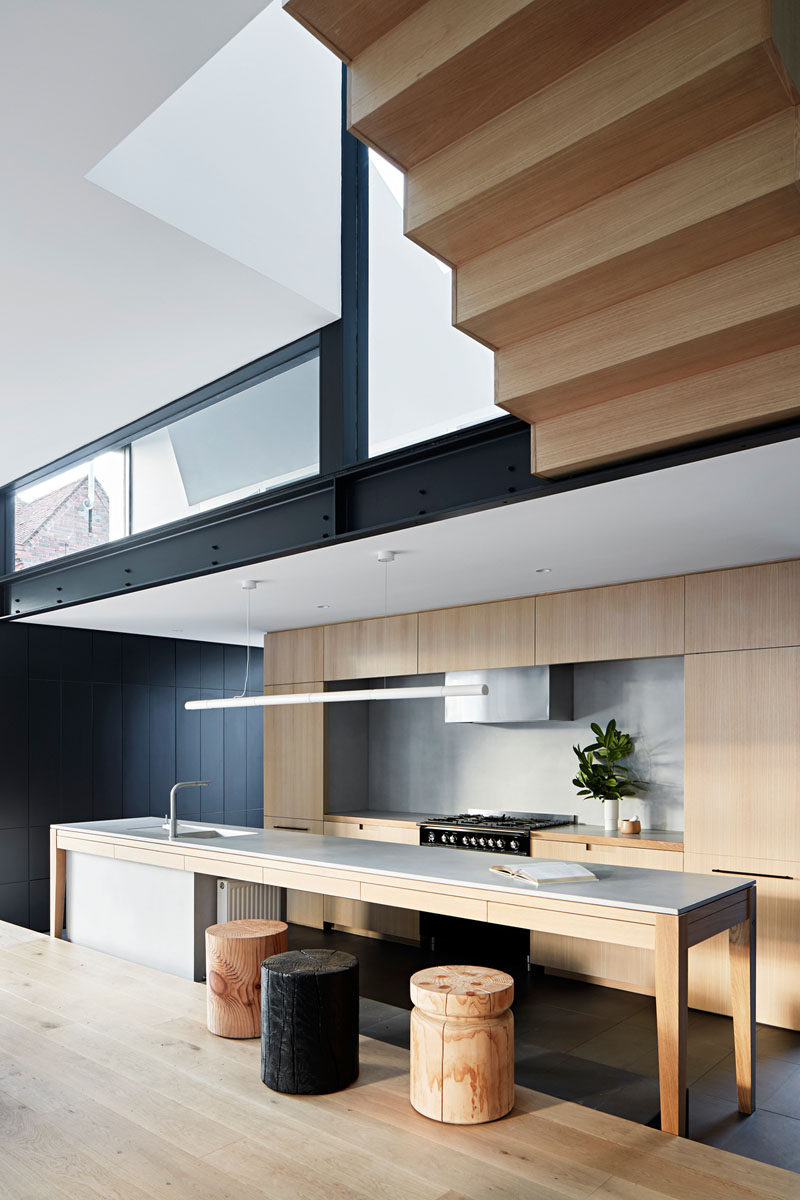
xmin=0 ymin=921 xmax=796 ymax=1200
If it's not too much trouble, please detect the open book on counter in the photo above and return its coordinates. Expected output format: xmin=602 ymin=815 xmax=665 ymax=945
xmin=490 ymin=861 xmax=597 ymax=886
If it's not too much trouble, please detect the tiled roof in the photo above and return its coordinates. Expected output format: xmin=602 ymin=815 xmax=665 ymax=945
xmin=14 ymin=479 xmax=84 ymax=546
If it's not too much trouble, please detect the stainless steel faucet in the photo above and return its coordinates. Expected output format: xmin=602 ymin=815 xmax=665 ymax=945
xmin=168 ymin=781 xmax=210 ymax=840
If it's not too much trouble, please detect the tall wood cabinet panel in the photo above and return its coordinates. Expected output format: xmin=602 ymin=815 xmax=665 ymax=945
xmin=535 ymin=577 xmax=684 ymax=664
xmin=263 ymin=684 xmax=325 ymax=823
xmin=323 ymin=614 xmax=418 ymax=680
xmin=265 ymin=818 xmax=325 ymax=928
xmin=417 ymin=598 xmax=535 ymax=673
xmin=530 ymin=839 xmax=683 ymax=992
xmin=263 ymin=627 xmax=324 ymax=685
xmin=685 ymin=852 xmax=800 ymax=1031
xmin=685 ymin=560 xmax=800 ymax=653
xmin=684 ymin=648 xmax=800 ymax=862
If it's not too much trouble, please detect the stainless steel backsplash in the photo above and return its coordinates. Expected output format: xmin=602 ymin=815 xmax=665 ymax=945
xmin=326 ymin=657 xmax=684 ymax=830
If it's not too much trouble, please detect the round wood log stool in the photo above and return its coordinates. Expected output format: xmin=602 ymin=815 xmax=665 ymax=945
xmin=205 ymin=919 xmax=288 ymax=1039
xmin=261 ymin=949 xmax=359 ymax=1094
xmin=410 ymin=964 xmax=515 ymax=1124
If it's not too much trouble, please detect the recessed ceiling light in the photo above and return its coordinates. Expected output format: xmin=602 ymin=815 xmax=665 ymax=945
xmin=535 ymin=567 xmax=552 ymax=574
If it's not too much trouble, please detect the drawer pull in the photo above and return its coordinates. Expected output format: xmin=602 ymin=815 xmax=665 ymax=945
xmin=711 ymin=868 xmax=794 ymax=880
xmin=274 ymin=824 xmax=309 ymax=832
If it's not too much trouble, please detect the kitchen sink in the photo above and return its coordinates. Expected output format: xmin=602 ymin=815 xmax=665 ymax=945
xmin=161 ymin=825 xmax=252 ymax=840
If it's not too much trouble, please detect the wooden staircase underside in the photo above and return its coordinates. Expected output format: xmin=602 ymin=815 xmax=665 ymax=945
xmin=286 ymin=0 xmax=800 ymax=477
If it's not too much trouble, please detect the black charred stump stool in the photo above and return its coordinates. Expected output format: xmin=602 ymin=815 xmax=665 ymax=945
xmin=261 ymin=948 xmax=359 ymax=1094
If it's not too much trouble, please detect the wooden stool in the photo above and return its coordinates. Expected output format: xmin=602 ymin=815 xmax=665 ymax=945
xmin=205 ymin=919 xmax=288 ymax=1038
xmin=410 ymin=964 xmax=515 ymax=1124
xmin=261 ymin=949 xmax=359 ymax=1094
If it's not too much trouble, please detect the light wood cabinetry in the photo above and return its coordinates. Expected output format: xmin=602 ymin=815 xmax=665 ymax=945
xmin=323 ymin=614 xmax=418 ymax=680
xmin=685 ymin=852 xmax=800 ymax=1030
xmin=530 ymin=838 xmax=683 ymax=992
xmin=530 ymin=839 xmax=684 ymax=873
xmin=263 ymin=685 xmax=326 ymax=823
xmin=684 ymin=648 xmax=800 ymax=862
xmin=535 ymin=577 xmax=684 ymax=664
xmin=685 ymin=560 xmax=800 ymax=653
xmin=323 ymin=819 xmax=420 ymax=941
xmin=264 ymin=819 xmax=326 ymax=927
xmin=417 ymin=597 xmax=535 ymax=673
xmin=263 ymin=626 xmax=324 ymax=685
xmin=264 ymin=684 xmax=326 ymax=929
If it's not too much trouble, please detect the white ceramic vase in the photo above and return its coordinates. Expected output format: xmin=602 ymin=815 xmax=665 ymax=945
xmin=603 ymin=797 xmax=619 ymax=832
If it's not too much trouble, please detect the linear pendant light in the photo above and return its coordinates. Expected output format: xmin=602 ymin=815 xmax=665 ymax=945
xmin=184 ymin=683 xmax=488 ymax=712
xmin=185 ymin=559 xmax=488 ymax=713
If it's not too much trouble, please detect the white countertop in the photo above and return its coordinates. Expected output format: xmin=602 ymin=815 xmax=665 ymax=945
xmin=56 ymin=817 xmax=751 ymax=916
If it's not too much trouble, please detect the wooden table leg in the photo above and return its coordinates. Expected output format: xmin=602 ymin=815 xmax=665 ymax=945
xmin=49 ymin=829 xmax=66 ymax=939
xmin=654 ymin=913 xmax=688 ymax=1137
xmin=729 ymin=886 xmax=756 ymax=1115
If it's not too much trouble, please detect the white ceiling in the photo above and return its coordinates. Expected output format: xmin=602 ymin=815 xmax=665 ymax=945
xmin=25 ymin=438 xmax=800 ymax=645
xmin=0 ymin=1 xmax=341 ymax=486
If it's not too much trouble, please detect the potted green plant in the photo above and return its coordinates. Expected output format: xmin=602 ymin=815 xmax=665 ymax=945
xmin=572 ymin=719 xmax=646 ymax=831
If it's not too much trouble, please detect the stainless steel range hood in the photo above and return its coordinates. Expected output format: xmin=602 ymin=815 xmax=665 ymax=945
xmin=444 ymin=665 xmax=573 ymax=724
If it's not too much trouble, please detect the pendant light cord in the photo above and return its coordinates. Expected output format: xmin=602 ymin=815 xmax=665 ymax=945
xmin=237 ymin=586 xmax=252 ymax=699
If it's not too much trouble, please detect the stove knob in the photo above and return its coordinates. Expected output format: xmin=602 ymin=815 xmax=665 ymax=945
xmin=487 ymin=838 xmax=494 ymax=848
xmin=478 ymin=837 xmax=486 ymax=847
xmin=509 ymin=838 xmax=519 ymax=851
xmin=461 ymin=835 xmax=470 ymax=846
xmin=427 ymin=831 xmax=435 ymax=842
xmin=448 ymin=834 xmax=457 ymax=844
xmin=495 ymin=837 xmax=505 ymax=850
xmin=470 ymin=836 xmax=477 ymax=846
xmin=439 ymin=833 xmax=448 ymax=844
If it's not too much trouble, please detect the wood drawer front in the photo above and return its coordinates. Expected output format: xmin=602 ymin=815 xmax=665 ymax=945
xmin=535 ymin=577 xmax=684 ymax=664
xmin=418 ymin=598 xmax=535 ymax=673
xmin=183 ymin=854 xmax=263 ymax=884
xmin=685 ymin=560 xmax=800 ymax=652
xmin=266 ymin=818 xmax=325 ymax=835
xmin=113 ymin=844 xmax=185 ymax=871
xmin=684 ymin=648 xmax=800 ymax=862
xmin=530 ymin=838 xmax=683 ymax=872
xmin=324 ymin=895 xmax=419 ymax=941
xmin=323 ymin=820 xmax=419 ymax=845
xmin=685 ymin=852 xmax=800 ymax=1030
xmin=263 ymin=684 xmax=325 ymax=824
xmin=263 ymin=626 xmax=323 ymax=685
xmin=361 ymin=882 xmax=486 ymax=922
xmin=59 ymin=833 xmax=116 ymax=858
xmin=323 ymin=614 xmax=418 ymax=681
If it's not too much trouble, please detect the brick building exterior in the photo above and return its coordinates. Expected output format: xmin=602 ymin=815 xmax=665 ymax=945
xmin=15 ymin=477 xmax=110 ymax=570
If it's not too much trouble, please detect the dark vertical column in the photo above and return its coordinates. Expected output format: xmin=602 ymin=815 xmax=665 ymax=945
xmin=319 ymin=67 xmax=368 ymax=478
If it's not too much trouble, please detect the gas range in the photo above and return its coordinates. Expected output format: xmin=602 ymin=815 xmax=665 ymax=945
xmin=418 ymin=812 xmax=576 ymax=856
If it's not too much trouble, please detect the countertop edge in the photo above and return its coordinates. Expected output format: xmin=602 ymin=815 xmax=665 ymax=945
xmin=54 ymin=819 xmax=746 ymax=917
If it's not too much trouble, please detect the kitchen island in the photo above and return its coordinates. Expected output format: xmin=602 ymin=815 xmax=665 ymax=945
xmin=50 ymin=817 xmax=756 ymax=1138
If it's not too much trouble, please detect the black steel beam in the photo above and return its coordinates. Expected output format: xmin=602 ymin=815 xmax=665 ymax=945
xmin=4 ymin=414 xmax=800 ymax=622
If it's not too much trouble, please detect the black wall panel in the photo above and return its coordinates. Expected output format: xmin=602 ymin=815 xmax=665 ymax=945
xmin=92 ymin=683 xmax=122 ymax=820
xmin=0 ymin=675 xmax=28 ymax=828
xmin=122 ymin=684 xmax=150 ymax=818
xmin=28 ymin=679 xmax=61 ymax=826
xmin=0 ymin=623 xmax=264 ymax=931
xmin=61 ymin=681 xmax=93 ymax=823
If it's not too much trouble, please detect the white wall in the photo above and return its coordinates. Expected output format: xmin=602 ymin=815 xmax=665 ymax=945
xmin=367 ymin=152 xmax=498 ymax=456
